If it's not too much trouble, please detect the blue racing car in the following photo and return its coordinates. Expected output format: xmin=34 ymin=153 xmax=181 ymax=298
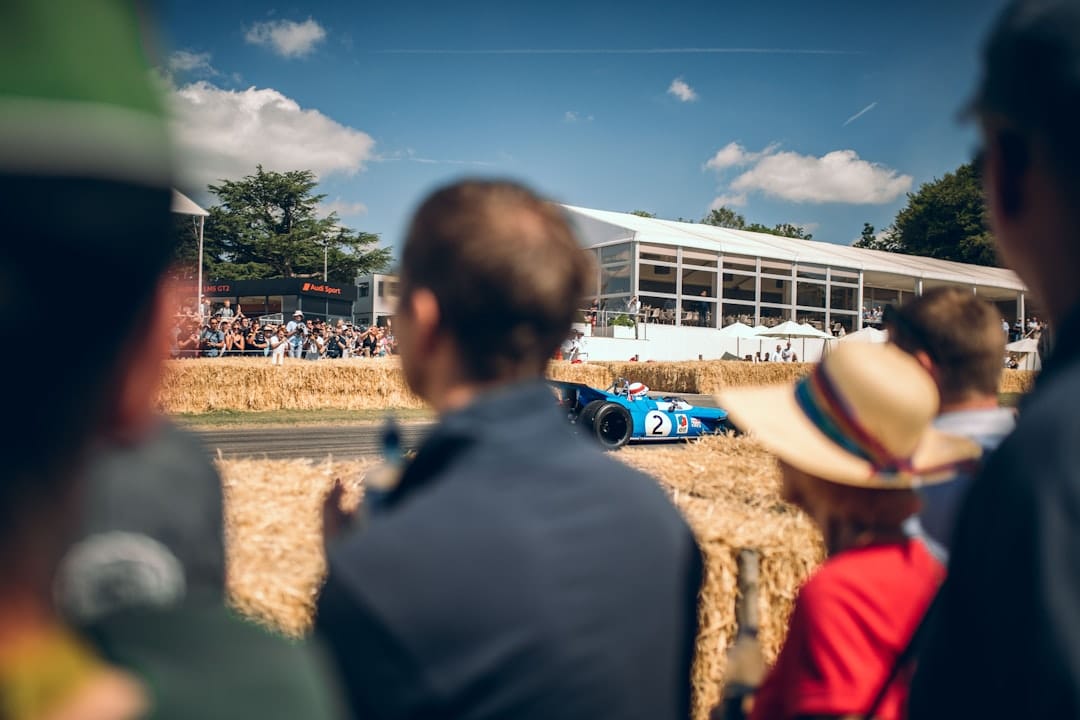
xmin=550 ymin=377 xmax=732 ymax=449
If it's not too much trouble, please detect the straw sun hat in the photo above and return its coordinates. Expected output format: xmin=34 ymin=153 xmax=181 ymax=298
xmin=717 ymin=343 xmax=981 ymax=489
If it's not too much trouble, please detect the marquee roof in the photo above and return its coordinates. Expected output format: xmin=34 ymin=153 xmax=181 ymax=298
xmin=564 ymin=205 xmax=1025 ymax=294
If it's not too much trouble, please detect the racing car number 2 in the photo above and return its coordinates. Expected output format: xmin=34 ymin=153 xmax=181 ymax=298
xmin=645 ymin=411 xmax=673 ymax=436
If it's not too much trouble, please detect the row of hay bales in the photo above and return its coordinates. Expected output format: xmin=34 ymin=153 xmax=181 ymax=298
xmin=218 ymin=437 xmax=819 ymax=720
xmin=161 ymin=357 xmax=1036 ymax=412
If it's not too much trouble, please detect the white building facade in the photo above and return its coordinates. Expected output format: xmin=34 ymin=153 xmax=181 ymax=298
xmin=564 ymin=205 xmax=1030 ymax=362
xmin=354 ymin=273 xmax=399 ymax=327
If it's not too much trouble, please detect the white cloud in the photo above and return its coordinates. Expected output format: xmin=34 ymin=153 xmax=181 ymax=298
xmin=705 ymin=142 xmax=751 ymax=171
xmin=704 ymin=141 xmax=780 ymax=171
xmin=563 ymin=110 xmax=594 ymax=123
xmin=168 ymin=50 xmax=217 ymax=75
xmin=168 ymin=81 xmax=375 ymax=189
xmin=668 ymin=77 xmax=698 ymax=102
xmin=319 ymin=198 xmax=368 ymax=218
xmin=725 ymin=147 xmax=912 ymax=204
xmin=245 ymin=18 xmax=326 ymax=58
xmin=709 ymin=193 xmax=748 ymax=209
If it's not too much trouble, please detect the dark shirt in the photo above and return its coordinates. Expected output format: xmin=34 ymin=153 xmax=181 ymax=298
xmin=909 ymin=304 xmax=1080 ymax=718
xmin=316 ymin=380 xmax=702 ymax=720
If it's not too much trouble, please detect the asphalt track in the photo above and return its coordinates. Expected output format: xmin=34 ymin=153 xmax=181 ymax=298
xmin=192 ymin=393 xmax=719 ymax=461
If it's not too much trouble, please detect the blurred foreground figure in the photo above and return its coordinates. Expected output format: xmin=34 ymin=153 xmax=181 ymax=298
xmin=715 ymin=343 xmax=979 ymax=720
xmin=316 ymin=180 xmax=703 ymax=720
xmin=885 ymin=287 xmax=1015 ymax=554
xmin=910 ymin=1 xmax=1080 ymax=716
xmin=0 ymin=3 xmax=342 ymax=719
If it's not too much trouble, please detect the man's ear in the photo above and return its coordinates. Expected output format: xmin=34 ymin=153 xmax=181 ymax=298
xmin=406 ymin=287 xmax=441 ymax=352
xmin=107 ymin=281 xmax=173 ymax=443
xmin=912 ymin=349 xmax=940 ymax=382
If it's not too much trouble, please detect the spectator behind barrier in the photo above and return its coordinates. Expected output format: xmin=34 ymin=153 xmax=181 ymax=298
xmin=0 ymin=2 xmax=345 ymax=718
xmin=910 ymin=2 xmax=1080 ymax=717
xmin=316 ymin=179 xmax=703 ymax=720
xmin=714 ymin=343 xmax=980 ymax=720
xmin=884 ymin=287 xmax=1016 ymax=555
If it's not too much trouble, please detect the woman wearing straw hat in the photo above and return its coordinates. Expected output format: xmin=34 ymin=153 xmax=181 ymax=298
xmin=716 ymin=343 xmax=981 ymax=720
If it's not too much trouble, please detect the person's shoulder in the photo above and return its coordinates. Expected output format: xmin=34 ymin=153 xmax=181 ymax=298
xmin=800 ymin=542 xmax=939 ymax=606
xmin=91 ymin=605 xmax=346 ymax=720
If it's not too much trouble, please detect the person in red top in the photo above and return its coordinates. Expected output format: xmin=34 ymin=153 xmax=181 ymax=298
xmin=716 ymin=343 xmax=981 ymax=720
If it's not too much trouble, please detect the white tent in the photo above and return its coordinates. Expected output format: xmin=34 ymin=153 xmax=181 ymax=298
xmin=838 ymin=326 xmax=888 ymax=344
xmin=758 ymin=320 xmax=830 ymax=339
xmin=718 ymin=321 xmax=761 ymax=359
xmin=718 ymin=322 xmax=759 ymax=338
xmin=798 ymin=322 xmax=834 ymax=339
xmin=171 ymin=189 xmax=210 ymax=313
xmin=758 ymin=321 xmax=832 ymax=362
xmin=1005 ymin=337 xmax=1042 ymax=371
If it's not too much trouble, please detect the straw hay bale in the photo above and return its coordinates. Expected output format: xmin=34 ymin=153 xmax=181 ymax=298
xmin=690 ymin=362 xmax=813 ymax=395
xmin=618 ymin=436 xmax=823 ymax=718
xmin=1000 ymin=369 xmax=1037 ymax=394
xmin=221 ymin=457 xmax=371 ymax=636
xmin=165 ymin=359 xmax=1031 ymax=413
xmin=544 ymin=361 xmax=613 ymax=389
xmin=160 ymin=358 xmax=424 ymax=413
xmin=217 ymin=435 xmax=821 ymax=720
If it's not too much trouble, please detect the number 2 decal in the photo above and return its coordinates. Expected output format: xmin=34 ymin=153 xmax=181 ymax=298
xmin=645 ymin=411 xmax=673 ymax=436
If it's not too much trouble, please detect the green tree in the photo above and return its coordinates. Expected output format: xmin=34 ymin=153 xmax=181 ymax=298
xmin=744 ymin=222 xmax=813 ymax=240
xmin=702 ymin=206 xmax=745 ymax=229
xmin=853 ymin=222 xmax=899 ymax=251
xmin=200 ymin=166 xmax=391 ymax=282
xmin=629 ymin=210 xmax=656 ymax=218
xmin=858 ymin=163 xmax=998 ymax=266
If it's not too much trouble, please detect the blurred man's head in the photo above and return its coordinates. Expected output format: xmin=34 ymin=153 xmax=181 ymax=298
xmin=972 ymin=0 xmax=1080 ymax=322
xmin=885 ymin=287 xmax=1005 ymax=408
xmin=397 ymin=179 xmax=592 ymax=405
xmin=1 ymin=1 xmax=176 ymax=585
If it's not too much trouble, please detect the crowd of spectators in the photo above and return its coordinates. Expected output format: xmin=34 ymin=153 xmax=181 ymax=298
xmin=169 ymin=304 xmax=397 ymax=360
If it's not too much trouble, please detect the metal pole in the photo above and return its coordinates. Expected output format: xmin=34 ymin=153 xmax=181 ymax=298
xmin=196 ymin=215 xmax=205 ymax=317
xmin=324 ymin=241 xmax=328 ymax=282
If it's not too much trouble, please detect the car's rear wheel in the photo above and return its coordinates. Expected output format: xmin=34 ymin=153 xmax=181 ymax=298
xmin=593 ymin=402 xmax=633 ymax=449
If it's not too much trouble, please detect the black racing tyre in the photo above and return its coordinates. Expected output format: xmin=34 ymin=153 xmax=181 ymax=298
xmin=577 ymin=399 xmax=606 ymax=429
xmin=593 ymin=402 xmax=633 ymax=449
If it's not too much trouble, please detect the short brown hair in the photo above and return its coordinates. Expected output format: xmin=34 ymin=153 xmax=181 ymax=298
xmin=885 ymin=287 xmax=1005 ymax=403
xmin=783 ymin=465 xmax=920 ymax=556
xmin=401 ymin=179 xmax=593 ymax=381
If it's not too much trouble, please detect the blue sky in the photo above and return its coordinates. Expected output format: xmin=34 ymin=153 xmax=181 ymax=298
xmin=159 ymin=0 xmax=1008 ymax=258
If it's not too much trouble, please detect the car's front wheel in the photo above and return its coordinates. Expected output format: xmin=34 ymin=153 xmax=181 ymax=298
xmin=593 ymin=402 xmax=633 ymax=449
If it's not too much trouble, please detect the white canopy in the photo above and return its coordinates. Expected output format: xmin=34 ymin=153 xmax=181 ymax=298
xmin=717 ymin=321 xmax=760 ymax=338
xmin=758 ymin=320 xmax=831 ymax=339
xmin=1006 ymin=337 xmax=1042 ymax=371
xmin=838 ymin=326 xmax=888 ymax=344
xmin=1005 ymin=338 xmax=1039 ymax=353
xmin=171 ymin=189 xmax=209 ymax=217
